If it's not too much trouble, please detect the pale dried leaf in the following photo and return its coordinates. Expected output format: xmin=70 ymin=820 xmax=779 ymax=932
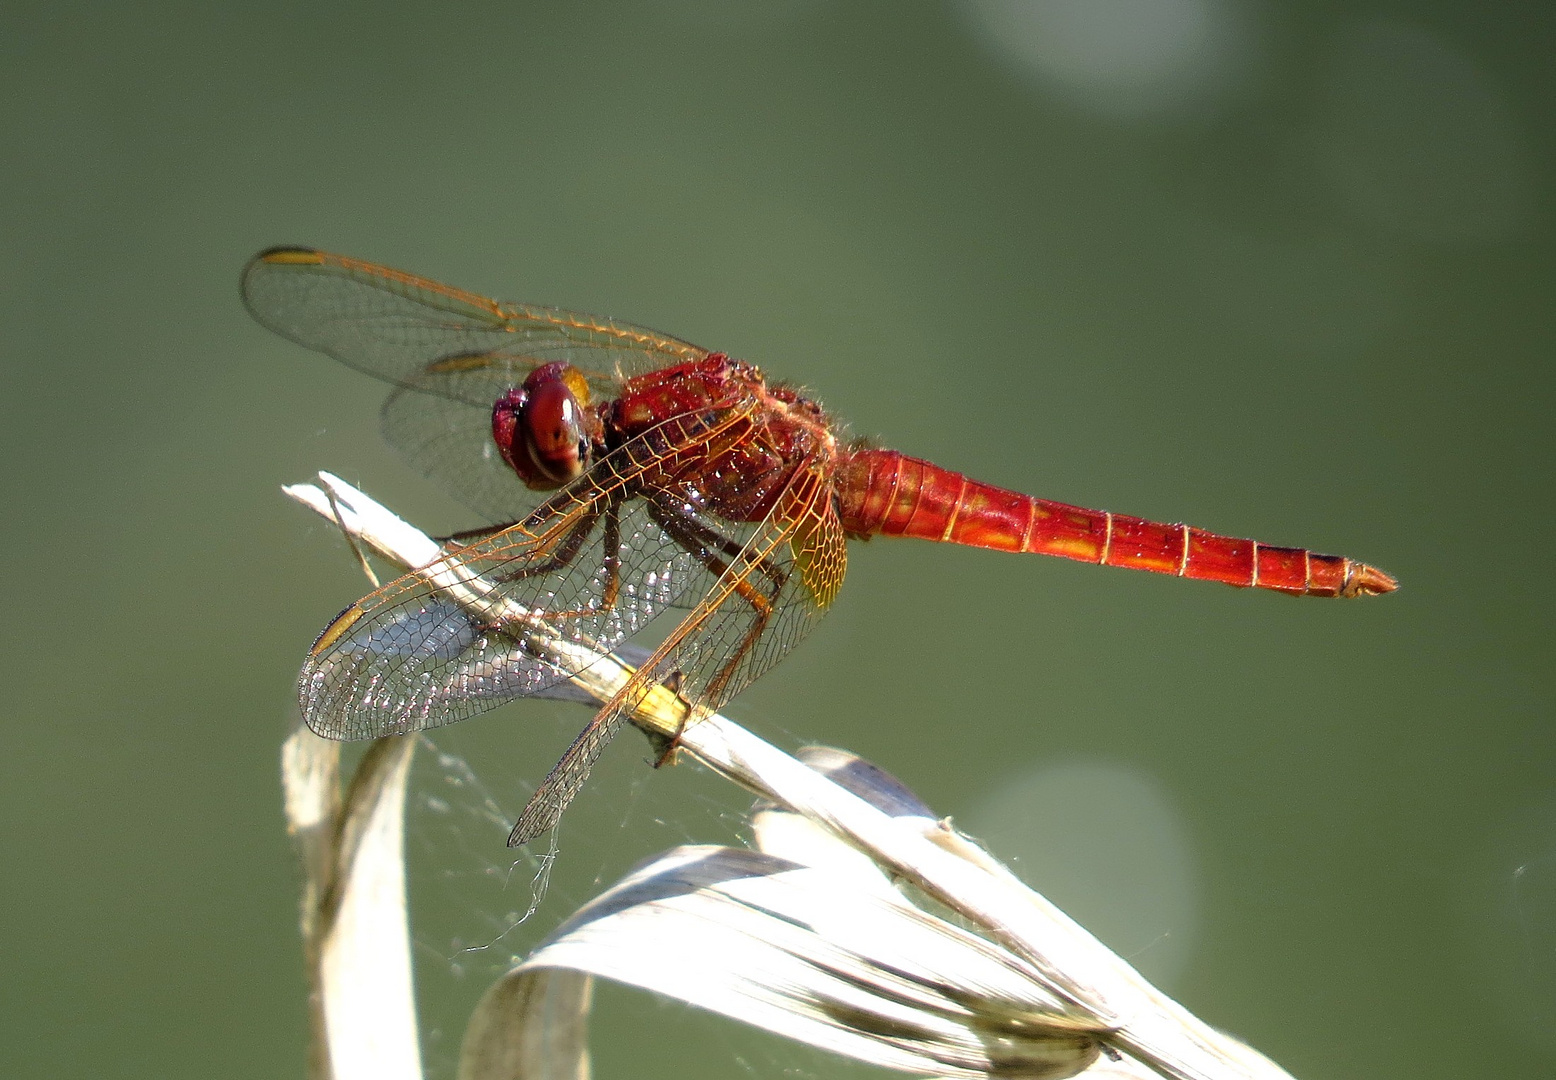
xmin=320 ymin=736 xmax=422 ymax=1080
xmin=284 ymin=477 xmax=1303 ymax=1080
xmin=515 ymin=845 xmax=1104 ymax=1079
xmin=459 ymin=969 xmax=594 ymax=1080
xmin=282 ymin=726 xmax=343 ymax=1080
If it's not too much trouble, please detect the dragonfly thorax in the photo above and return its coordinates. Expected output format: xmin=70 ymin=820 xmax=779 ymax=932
xmin=491 ymin=362 xmax=605 ymax=490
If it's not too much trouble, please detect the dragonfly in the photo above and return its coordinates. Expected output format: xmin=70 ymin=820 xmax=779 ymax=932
xmin=243 ymin=247 xmax=1397 ymax=846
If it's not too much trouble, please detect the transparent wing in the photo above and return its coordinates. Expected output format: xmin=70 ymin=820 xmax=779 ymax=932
xmin=241 ymin=247 xmax=709 ymax=405
xmin=378 ymin=379 xmax=537 ymax=525
xmin=298 ymin=404 xmax=762 ymax=740
xmin=509 ymin=458 xmax=847 ymax=845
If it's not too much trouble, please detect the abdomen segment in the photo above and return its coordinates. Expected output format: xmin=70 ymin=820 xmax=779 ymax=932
xmin=834 ymin=449 xmax=1396 ymax=597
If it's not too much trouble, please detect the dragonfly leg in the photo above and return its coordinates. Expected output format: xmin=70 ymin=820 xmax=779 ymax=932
xmin=435 ymin=521 xmax=523 ymax=546
xmin=649 ymin=670 xmax=686 ymax=767
xmin=488 ymin=507 xmax=602 ymax=585
xmin=466 ymin=500 xmax=626 ymax=639
xmin=646 ymin=498 xmax=789 ymax=730
xmin=598 ymin=497 xmax=623 ymax=609
xmin=516 ymin=496 xmax=626 ymax=622
xmin=704 ymin=590 xmax=776 ymax=702
xmin=644 ymin=498 xmax=789 ymax=594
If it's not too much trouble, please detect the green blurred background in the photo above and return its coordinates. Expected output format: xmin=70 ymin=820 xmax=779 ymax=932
xmin=3 ymin=1 xmax=1552 ymax=1077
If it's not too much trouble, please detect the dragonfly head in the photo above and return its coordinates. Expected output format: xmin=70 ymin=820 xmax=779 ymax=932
xmin=492 ymin=362 xmax=602 ymax=490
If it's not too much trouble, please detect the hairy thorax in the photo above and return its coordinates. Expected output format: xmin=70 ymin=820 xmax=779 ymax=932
xmin=607 ymin=355 xmax=840 ymax=524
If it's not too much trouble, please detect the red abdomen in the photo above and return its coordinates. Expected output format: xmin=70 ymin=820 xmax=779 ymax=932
xmin=834 ymin=449 xmax=1396 ymax=597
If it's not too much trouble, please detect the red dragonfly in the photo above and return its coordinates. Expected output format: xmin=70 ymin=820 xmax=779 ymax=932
xmin=244 ymin=248 xmax=1396 ymax=845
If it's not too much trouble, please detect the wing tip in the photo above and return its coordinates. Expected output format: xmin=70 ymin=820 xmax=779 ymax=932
xmin=253 ymin=245 xmax=325 ymax=266
xmin=507 ymin=808 xmax=553 ymax=848
xmin=241 ymin=246 xmax=327 ymax=319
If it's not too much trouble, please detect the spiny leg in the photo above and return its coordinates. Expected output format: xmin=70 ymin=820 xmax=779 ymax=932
xmin=499 ymin=496 xmax=635 ymax=626
xmin=644 ymin=498 xmax=789 ymax=595
xmin=647 ymin=497 xmax=788 ymax=618
xmin=437 ymin=521 xmax=522 ymax=546
xmin=598 ymin=497 xmax=623 ymax=610
xmin=471 ymin=497 xmax=628 ymax=645
xmin=491 ymin=506 xmax=602 ymax=585
xmin=646 ymin=497 xmax=790 ymax=754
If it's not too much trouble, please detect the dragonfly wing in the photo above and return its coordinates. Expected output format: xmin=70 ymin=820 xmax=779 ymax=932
xmin=635 ymin=460 xmax=847 ymax=709
xmin=378 ymin=380 xmax=540 ymax=525
xmin=509 ymin=457 xmax=847 ymax=845
xmin=241 ymin=247 xmax=709 ymax=405
xmin=299 ymin=405 xmax=762 ymax=740
xmin=505 ymin=704 xmax=633 ymax=847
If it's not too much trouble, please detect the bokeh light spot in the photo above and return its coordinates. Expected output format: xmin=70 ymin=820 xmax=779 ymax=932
xmin=956 ymin=0 xmax=1260 ymax=120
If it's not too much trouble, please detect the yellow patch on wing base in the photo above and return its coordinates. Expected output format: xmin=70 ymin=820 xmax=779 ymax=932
xmin=789 ymin=513 xmax=846 ymax=610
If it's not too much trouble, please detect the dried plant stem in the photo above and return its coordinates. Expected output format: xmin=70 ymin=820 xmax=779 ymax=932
xmin=284 ymin=473 xmax=1296 ymax=1080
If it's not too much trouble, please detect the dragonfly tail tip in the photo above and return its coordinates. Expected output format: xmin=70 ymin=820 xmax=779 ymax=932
xmin=1348 ymin=561 xmax=1399 ymax=596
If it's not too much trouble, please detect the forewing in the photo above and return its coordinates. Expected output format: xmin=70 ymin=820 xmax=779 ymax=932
xmin=241 ymin=247 xmax=709 ymax=404
xmin=298 ymin=406 xmax=762 ymax=740
xmin=509 ymin=459 xmax=847 ymax=845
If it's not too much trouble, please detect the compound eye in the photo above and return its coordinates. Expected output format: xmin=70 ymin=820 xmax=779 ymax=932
xmin=521 ymin=376 xmax=589 ymax=485
xmin=491 ymin=386 xmax=543 ymax=488
xmin=491 ymin=363 xmax=596 ymax=491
